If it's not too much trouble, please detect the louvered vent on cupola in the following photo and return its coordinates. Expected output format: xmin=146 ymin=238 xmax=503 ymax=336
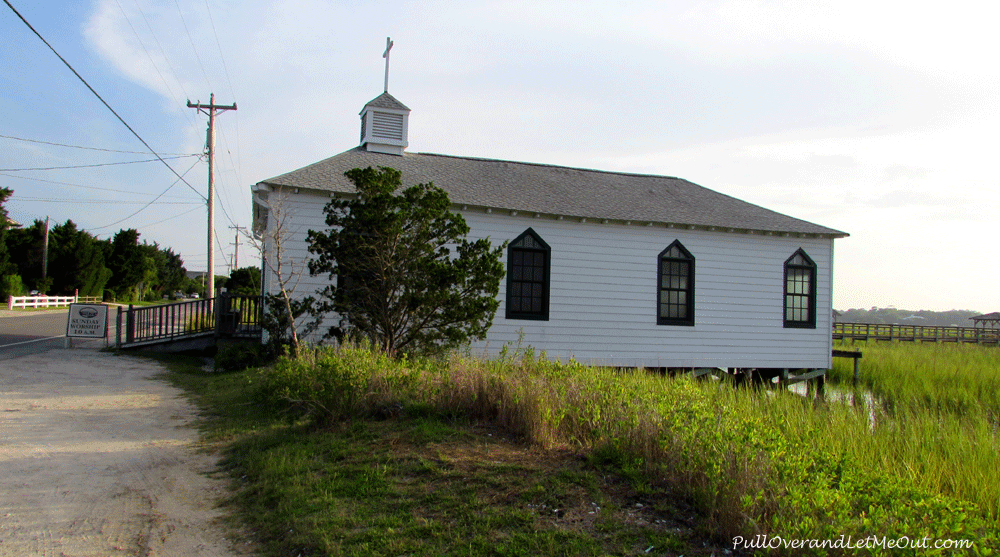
xmin=359 ymin=92 xmax=410 ymax=156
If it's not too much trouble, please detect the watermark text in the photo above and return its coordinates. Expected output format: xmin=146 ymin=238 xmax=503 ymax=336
xmin=733 ymin=534 xmax=973 ymax=551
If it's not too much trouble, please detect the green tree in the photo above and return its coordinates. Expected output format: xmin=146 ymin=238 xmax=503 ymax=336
xmin=4 ymin=219 xmax=45 ymax=292
xmin=227 ymin=266 xmax=261 ymax=296
xmin=155 ymin=246 xmax=186 ymax=297
xmin=307 ymin=166 xmax=505 ymax=357
xmin=0 ymin=188 xmax=19 ymax=299
xmin=106 ymin=229 xmax=149 ymax=301
xmin=47 ymin=220 xmax=112 ymax=296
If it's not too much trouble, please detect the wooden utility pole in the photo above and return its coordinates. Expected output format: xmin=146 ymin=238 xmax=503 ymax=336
xmin=41 ymin=215 xmax=50 ymax=280
xmin=187 ymin=93 xmax=236 ymax=301
xmin=229 ymin=225 xmax=246 ymax=272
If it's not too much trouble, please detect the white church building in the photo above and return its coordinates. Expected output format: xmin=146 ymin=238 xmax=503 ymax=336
xmin=253 ymin=86 xmax=847 ymax=372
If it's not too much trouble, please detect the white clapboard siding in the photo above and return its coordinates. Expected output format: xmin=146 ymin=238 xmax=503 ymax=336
xmin=263 ymin=189 xmax=835 ymax=369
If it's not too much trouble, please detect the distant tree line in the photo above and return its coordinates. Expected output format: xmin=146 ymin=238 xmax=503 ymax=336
xmin=0 ymin=187 xmax=260 ymax=303
xmin=837 ymin=307 xmax=984 ymax=327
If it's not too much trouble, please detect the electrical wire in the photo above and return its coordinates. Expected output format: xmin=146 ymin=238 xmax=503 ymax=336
xmin=15 ymin=197 xmax=200 ymax=204
xmin=1 ymin=154 xmax=197 ymax=172
xmin=137 ymin=204 xmax=201 ymax=228
xmin=131 ymin=0 xmax=198 ymax=129
xmin=174 ymin=0 xmax=214 ymax=93
xmin=0 ymin=172 xmax=197 ymax=199
xmin=3 ymin=0 xmax=206 ymax=201
xmin=89 ymin=155 xmax=202 ymax=230
xmin=0 ymin=133 xmax=195 ymax=155
xmin=204 ymin=0 xmax=236 ymax=102
xmin=112 ymin=0 xmax=198 ymax=130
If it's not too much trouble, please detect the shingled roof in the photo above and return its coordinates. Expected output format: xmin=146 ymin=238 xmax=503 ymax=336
xmin=260 ymin=147 xmax=847 ymax=238
xmin=362 ymin=92 xmax=410 ymax=112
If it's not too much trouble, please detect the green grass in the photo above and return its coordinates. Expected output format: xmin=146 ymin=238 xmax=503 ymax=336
xmin=152 ymin=344 xmax=1000 ymax=556
xmin=830 ymin=340 xmax=1000 ymax=416
xmin=826 ymin=340 xmax=1000 ymax=523
xmin=153 ymin=352 xmax=716 ymax=556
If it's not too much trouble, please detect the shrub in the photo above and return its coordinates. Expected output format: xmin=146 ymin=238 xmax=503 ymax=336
xmin=1 ymin=274 xmax=26 ymax=300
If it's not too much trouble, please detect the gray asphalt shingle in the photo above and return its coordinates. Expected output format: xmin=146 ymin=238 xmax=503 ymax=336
xmin=260 ymin=147 xmax=847 ymax=237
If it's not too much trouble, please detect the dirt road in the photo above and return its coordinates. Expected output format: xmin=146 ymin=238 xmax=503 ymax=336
xmin=0 ymin=347 xmax=250 ymax=556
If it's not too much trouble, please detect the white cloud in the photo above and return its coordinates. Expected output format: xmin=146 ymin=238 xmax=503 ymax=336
xmin=63 ymin=0 xmax=1000 ymax=309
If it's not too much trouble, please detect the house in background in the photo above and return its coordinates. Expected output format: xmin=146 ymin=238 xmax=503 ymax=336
xmin=253 ymin=90 xmax=848 ymax=372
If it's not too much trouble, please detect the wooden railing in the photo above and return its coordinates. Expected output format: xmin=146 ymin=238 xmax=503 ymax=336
xmin=8 ymin=294 xmax=77 ymax=309
xmin=833 ymin=322 xmax=1000 ymax=345
xmin=116 ymin=294 xmax=262 ymax=348
xmin=217 ymin=294 xmax=264 ymax=339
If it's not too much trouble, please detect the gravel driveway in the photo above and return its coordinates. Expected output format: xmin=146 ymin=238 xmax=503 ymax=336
xmin=0 ymin=347 xmax=250 ymax=556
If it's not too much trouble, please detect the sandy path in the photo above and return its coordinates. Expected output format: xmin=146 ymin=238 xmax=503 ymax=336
xmin=0 ymin=348 xmax=250 ymax=556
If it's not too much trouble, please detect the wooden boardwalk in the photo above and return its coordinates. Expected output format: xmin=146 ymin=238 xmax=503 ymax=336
xmin=116 ymin=294 xmax=262 ymax=349
xmin=833 ymin=322 xmax=1000 ymax=345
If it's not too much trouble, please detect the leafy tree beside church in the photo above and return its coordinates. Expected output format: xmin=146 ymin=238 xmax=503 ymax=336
xmin=307 ymin=166 xmax=505 ymax=357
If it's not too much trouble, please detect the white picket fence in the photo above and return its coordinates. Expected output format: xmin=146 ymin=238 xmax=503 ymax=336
xmin=6 ymin=294 xmax=101 ymax=310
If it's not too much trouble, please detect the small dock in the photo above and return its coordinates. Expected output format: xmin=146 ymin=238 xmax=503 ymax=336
xmin=833 ymin=322 xmax=1000 ymax=345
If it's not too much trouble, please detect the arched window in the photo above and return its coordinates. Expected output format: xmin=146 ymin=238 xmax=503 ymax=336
xmin=657 ymin=240 xmax=694 ymax=326
xmin=506 ymin=228 xmax=550 ymax=321
xmin=784 ymin=249 xmax=817 ymax=328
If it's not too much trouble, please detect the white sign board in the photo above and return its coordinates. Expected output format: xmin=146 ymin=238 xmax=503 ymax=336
xmin=66 ymin=304 xmax=109 ymax=338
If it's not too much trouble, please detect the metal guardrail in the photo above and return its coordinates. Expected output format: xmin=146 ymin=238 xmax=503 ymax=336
xmin=116 ymin=294 xmax=262 ymax=348
xmin=833 ymin=322 xmax=1000 ymax=345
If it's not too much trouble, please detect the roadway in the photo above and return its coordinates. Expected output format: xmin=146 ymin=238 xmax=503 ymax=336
xmin=0 ymin=309 xmax=115 ymax=360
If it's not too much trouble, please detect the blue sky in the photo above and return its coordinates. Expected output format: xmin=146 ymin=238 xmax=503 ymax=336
xmin=2 ymin=0 xmax=998 ymax=312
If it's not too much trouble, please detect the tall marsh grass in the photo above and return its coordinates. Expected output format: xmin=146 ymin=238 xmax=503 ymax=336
xmin=826 ymin=340 xmax=1000 ymax=526
xmin=255 ymin=343 xmax=998 ymax=552
xmin=830 ymin=340 xmax=1000 ymax=417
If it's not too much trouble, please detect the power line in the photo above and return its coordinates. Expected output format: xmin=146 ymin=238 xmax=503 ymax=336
xmin=204 ymin=0 xmax=236 ymax=101
xmin=0 ymin=133 xmax=195 ymax=155
xmin=89 ymin=156 xmax=203 ymax=230
xmin=0 ymin=171 xmax=199 ymax=199
xmin=15 ymin=197 xmax=200 ymax=205
xmin=136 ymin=204 xmax=202 ymax=228
xmin=112 ymin=0 xmax=198 ymax=131
xmin=174 ymin=0 xmax=214 ymax=92
xmin=1 ymin=154 xmax=197 ymax=172
xmin=131 ymin=0 xmax=198 ymax=130
xmin=2 ymin=0 xmax=205 ymax=199
xmin=203 ymin=0 xmax=246 ymax=217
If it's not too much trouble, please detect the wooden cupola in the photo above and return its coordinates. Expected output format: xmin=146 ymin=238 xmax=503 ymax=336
xmin=359 ymin=38 xmax=409 ymax=155
xmin=359 ymin=92 xmax=410 ymax=156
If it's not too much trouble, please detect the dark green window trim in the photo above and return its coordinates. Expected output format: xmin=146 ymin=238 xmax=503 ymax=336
xmin=506 ymin=228 xmax=550 ymax=321
xmin=784 ymin=248 xmax=817 ymax=329
xmin=657 ymin=240 xmax=694 ymax=326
